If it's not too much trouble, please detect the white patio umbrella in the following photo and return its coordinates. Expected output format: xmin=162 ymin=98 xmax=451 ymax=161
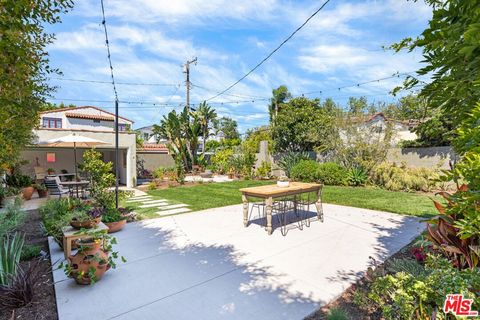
xmin=39 ymin=134 xmax=109 ymax=179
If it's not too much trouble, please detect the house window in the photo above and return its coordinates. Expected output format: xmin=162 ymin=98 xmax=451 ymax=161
xmin=46 ymin=153 xmax=56 ymax=163
xmin=118 ymin=123 xmax=130 ymax=132
xmin=42 ymin=117 xmax=62 ymax=128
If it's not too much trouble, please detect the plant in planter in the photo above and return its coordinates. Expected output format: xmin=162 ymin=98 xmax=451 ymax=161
xmin=33 ymin=183 xmax=48 ymax=198
xmin=6 ymin=173 xmax=34 ymax=200
xmin=118 ymin=207 xmax=136 ymax=222
xmin=277 ymin=175 xmax=290 ymax=188
xmin=70 ymin=206 xmax=103 ymax=229
xmin=47 ymin=168 xmax=55 ymax=175
xmin=102 ymin=207 xmax=128 ymax=233
xmin=60 ymin=229 xmax=125 ymax=285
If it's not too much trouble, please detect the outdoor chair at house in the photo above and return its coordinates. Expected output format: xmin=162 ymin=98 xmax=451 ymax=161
xmin=273 ymin=196 xmax=303 ymax=236
xmin=294 ymin=188 xmax=323 ymax=228
xmin=34 ymin=166 xmax=46 ymax=181
xmin=44 ymin=177 xmax=71 ymax=198
xmin=248 ymin=199 xmax=266 ymax=227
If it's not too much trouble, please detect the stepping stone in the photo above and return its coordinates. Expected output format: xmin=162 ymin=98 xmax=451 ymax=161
xmin=156 ymin=204 xmax=188 ymax=211
xmin=142 ymin=199 xmax=168 ymax=204
xmin=126 ymin=197 xmax=153 ymax=203
xmin=156 ymin=208 xmax=192 ymax=216
xmin=128 ymin=195 xmax=151 ymax=200
xmin=139 ymin=201 xmax=169 ymax=208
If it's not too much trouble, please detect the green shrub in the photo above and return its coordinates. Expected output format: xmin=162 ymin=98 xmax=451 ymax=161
xmin=256 ymin=161 xmax=271 ymax=179
xmin=347 ymin=167 xmax=368 ymax=186
xmin=370 ymin=162 xmax=439 ymax=192
xmin=211 ymin=149 xmax=234 ymax=174
xmin=21 ymin=244 xmax=41 ymax=261
xmin=147 ymin=181 xmax=157 ymax=191
xmin=290 ymin=160 xmax=320 ymax=182
xmin=326 ymin=307 xmax=349 ymax=320
xmin=369 ymin=255 xmax=480 ymax=320
xmin=317 ymin=162 xmax=348 ymax=185
xmin=277 ymin=151 xmax=311 ymax=178
xmin=39 ymin=198 xmax=78 ymax=245
xmin=0 ymin=198 xmax=25 ymax=239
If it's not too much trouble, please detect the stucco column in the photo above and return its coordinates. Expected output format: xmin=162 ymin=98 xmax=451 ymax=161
xmin=126 ymin=146 xmax=135 ymax=188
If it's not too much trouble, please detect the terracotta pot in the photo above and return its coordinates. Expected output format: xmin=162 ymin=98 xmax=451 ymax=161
xmin=105 ymin=219 xmax=127 ymax=233
xmin=37 ymin=189 xmax=48 ymax=198
xmin=22 ymin=187 xmax=35 ymax=200
xmin=68 ymin=240 xmax=110 ymax=285
xmin=70 ymin=217 xmax=102 ymax=229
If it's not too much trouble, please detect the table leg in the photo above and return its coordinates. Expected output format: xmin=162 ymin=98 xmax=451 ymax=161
xmin=242 ymin=194 xmax=249 ymax=227
xmin=63 ymin=237 xmax=71 ymax=260
xmin=266 ymin=197 xmax=273 ymax=235
xmin=315 ymin=188 xmax=324 ymax=222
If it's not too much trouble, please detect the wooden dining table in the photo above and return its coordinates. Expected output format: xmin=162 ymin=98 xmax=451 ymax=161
xmin=240 ymin=182 xmax=323 ymax=235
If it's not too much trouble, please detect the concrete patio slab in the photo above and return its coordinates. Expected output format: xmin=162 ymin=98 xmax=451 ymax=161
xmin=141 ymin=199 xmax=168 ymax=204
xmin=126 ymin=197 xmax=153 ymax=203
xmin=156 ymin=204 xmax=189 ymax=210
xmin=51 ymin=203 xmax=424 ymax=320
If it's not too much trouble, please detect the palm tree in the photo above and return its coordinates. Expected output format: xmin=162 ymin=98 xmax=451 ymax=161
xmin=268 ymin=85 xmax=291 ymax=122
xmin=196 ymin=101 xmax=217 ymax=156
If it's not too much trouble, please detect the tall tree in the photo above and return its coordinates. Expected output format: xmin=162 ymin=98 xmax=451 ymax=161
xmin=347 ymin=97 xmax=368 ymax=115
xmin=268 ymin=85 xmax=292 ymax=121
xmin=0 ymin=0 xmax=73 ymax=171
xmin=196 ymin=101 xmax=217 ymax=156
xmin=272 ymin=97 xmax=337 ymax=152
xmin=213 ymin=117 xmax=240 ymax=140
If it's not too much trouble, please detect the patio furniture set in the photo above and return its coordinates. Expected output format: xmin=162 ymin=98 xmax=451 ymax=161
xmin=240 ymin=182 xmax=323 ymax=236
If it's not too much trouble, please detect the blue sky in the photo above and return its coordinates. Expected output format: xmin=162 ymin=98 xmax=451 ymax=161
xmin=46 ymin=0 xmax=432 ymax=132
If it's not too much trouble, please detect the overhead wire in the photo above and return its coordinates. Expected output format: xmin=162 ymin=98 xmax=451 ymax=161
xmin=50 ymin=77 xmax=180 ymax=87
xmin=205 ymin=0 xmax=332 ymax=101
xmin=100 ymin=0 xmax=119 ymax=102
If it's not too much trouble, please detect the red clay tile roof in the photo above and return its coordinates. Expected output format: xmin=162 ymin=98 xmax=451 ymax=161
xmin=65 ymin=112 xmax=115 ymax=121
xmin=138 ymin=143 xmax=169 ymax=153
xmin=40 ymin=106 xmax=133 ymax=123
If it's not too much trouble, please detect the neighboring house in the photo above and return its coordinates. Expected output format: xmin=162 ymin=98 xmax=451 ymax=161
xmin=21 ymin=106 xmax=137 ymax=187
xmin=136 ymin=125 xmax=168 ymax=144
xmin=355 ymin=113 xmax=419 ymax=144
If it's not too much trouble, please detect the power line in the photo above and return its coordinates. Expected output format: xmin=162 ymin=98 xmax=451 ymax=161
xmin=100 ymin=0 xmax=119 ymax=102
xmin=205 ymin=0 xmax=331 ymax=102
xmin=50 ymin=77 xmax=179 ymax=87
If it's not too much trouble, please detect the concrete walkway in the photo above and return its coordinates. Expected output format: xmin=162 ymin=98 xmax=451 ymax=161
xmin=50 ymin=203 xmax=423 ymax=320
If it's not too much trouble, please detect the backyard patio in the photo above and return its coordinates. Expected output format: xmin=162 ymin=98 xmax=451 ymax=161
xmin=49 ymin=202 xmax=423 ymax=319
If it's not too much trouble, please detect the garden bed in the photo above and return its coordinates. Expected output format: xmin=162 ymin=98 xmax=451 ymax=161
xmin=0 ymin=209 xmax=58 ymax=320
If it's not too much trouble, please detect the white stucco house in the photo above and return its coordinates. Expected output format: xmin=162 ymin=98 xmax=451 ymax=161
xmin=355 ymin=113 xmax=419 ymax=145
xmin=21 ymin=106 xmax=137 ymax=187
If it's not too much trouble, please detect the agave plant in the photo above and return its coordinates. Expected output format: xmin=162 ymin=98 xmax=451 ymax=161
xmin=347 ymin=167 xmax=368 ymax=186
xmin=426 ymin=184 xmax=480 ymax=270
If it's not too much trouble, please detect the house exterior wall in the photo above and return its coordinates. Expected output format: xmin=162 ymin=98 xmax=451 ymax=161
xmin=40 ymin=107 xmax=132 ymax=131
xmin=24 ymin=128 xmax=137 ymax=187
xmin=355 ymin=117 xmax=417 ymax=145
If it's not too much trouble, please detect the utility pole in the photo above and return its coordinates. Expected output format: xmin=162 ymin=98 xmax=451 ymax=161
xmin=184 ymin=57 xmax=197 ymax=112
xmin=183 ymin=57 xmax=197 ymax=171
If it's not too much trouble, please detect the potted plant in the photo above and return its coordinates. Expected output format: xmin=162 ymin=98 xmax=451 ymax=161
xmin=227 ymin=167 xmax=235 ymax=179
xmin=34 ymin=183 xmax=48 ymax=198
xmin=47 ymin=168 xmax=55 ymax=175
xmin=118 ymin=207 xmax=136 ymax=222
xmin=61 ymin=229 xmax=124 ymax=285
xmin=277 ymin=176 xmax=290 ymax=188
xmin=70 ymin=207 xmax=103 ymax=229
xmin=102 ymin=207 xmax=128 ymax=233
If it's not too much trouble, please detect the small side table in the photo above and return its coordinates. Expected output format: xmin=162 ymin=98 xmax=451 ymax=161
xmin=62 ymin=222 xmax=109 ymax=259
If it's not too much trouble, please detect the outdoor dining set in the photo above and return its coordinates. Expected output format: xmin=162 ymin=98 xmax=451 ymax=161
xmin=240 ymin=182 xmax=324 ymax=236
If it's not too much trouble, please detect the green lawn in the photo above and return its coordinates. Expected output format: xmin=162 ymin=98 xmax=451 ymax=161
xmin=123 ymin=180 xmax=439 ymax=219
